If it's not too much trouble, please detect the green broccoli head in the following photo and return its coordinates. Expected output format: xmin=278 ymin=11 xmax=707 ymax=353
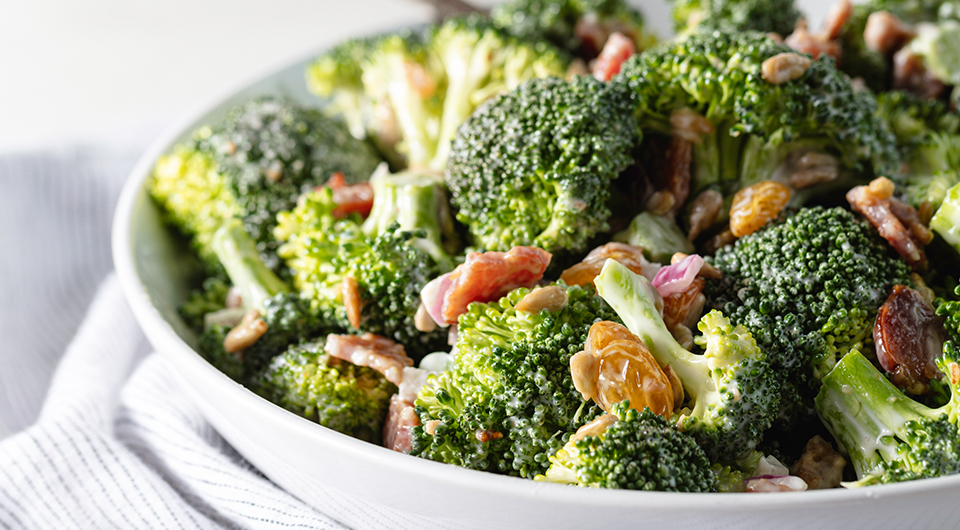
xmin=931 ymin=181 xmax=960 ymax=254
xmin=410 ymin=283 xmax=621 ymax=478
xmin=276 ymin=187 xmax=448 ymax=357
xmin=538 ymin=402 xmax=716 ymax=492
xmin=815 ymin=348 xmax=960 ymax=486
xmin=255 ymin=341 xmax=396 ymax=444
xmin=594 ymin=259 xmax=780 ymax=463
xmin=306 ymin=36 xmax=379 ymax=139
xmin=179 ymin=276 xmax=231 ymax=331
xmin=671 ymin=0 xmax=801 ymax=37
xmin=491 ymin=0 xmax=655 ymax=59
xmin=149 ymin=97 xmax=382 ymax=274
xmin=447 ymin=75 xmax=638 ymax=255
xmin=615 ymin=31 xmax=900 ymax=217
xmin=877 ymin=91 xmax=960 ymax=210
xmin=707 ymin=207 xmax=914 ymax=382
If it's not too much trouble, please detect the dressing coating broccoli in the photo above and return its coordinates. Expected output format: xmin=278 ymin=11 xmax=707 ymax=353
xmin=595 ymin=259 xmax=779 ymax=462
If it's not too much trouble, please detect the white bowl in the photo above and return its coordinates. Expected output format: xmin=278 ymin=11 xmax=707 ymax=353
xmin=112 ymin=40 xmax=960 ymax=530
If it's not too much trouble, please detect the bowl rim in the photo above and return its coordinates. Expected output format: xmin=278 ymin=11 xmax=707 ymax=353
xmin=110 ymin=35 xmax=960 ymax=512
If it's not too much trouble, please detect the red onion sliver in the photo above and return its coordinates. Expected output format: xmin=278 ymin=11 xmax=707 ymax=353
xmin=652 ymin=254 xmax=704 ymax=297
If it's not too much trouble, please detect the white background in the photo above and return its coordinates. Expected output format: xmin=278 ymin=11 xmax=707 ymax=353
xmin=0 ymin=0 xmax=835 ymax=151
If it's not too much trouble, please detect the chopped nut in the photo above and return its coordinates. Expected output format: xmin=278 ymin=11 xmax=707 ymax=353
xmin=645 ymin=190 xmax=676 ymax=215
xmin=822 ymin=0 xmax=852 ymax=41
xmin=342 ymin=276 xmax=363 ymax=329
xmin=864 ymin=11 xmax=916 ymax=55
xmin=686 ymin=189 xmax=723 ymax=241
xmin=571 ymin=414 xmax=618 ymax=443
xmin=515 ymin=285 xmax=569 ymax=314
xmin=762 ymin=53 xmax=812 ymax=84
xmin=414 ymin=303 xmax=437 ymax=333
xmin=663 ymin=138 xmax=693 ymax=219
xmin=570 ymin=350 xmax=600 ymax=402
xmin=223 ymin=310 xmax=268 ymax=353
xmin=791 ymin=435 xmax=847 ymax=490
xmin=424 ymin=420 xmax=441 ymax=436
xmin=475 ymin=429 xmax=503 ymax=443
xmin=868 ymin=176 xmax=895 ymax=199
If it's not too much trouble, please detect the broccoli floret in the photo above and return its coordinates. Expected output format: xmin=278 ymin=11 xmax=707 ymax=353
xmin=179 ymin=276 xmax=231 ymax=331
xmin=255 ymin=341 xmax=395 ymax=443
xmin=878 ymin=91 xmax=960 ymax=210
xmin=275 ymin=187 xmax=447 ymax=358
xmin=447 ymin=76 xmax=638 ymax=255
xmin=931 ymin=181 xmax=960 ymax=253
xmin=491 ymin=0 xmax=655 ymax=59
xmin=815 ymin=348 xmax=960 ymax=486
xmin=307 ymin=19 xmax=569 ymax=171
xmin=909 ymin=18 xmax=960 ymax=86
xmin=410 ymin=283 xmax=621 ymax=478
xmin=671 ymin=0 xmax=801 ymax=37
xmin=594 ymin=259 xmax=779 ymax=462
xmin=613 ymin=212 xmax=696 ymax=263
xmin=707 ymin=207 xmax=913 ymax=382
xmin=537 ymin=402 xmax=716 ymax=492
xmin=615 ymin=31 xmax=900 ymax=226
xmin=149 ymin=97 xmax=382 ymax=274
xmin=199 ymin=220 xmax=322 ymax=380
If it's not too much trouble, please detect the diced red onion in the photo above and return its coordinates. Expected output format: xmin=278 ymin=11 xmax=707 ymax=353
xmin=420 ymin=272 xmax=453 ymax=328
xmin=652 ymin=254 xmax=704 ymax=297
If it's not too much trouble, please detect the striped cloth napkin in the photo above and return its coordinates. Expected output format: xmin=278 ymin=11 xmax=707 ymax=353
xmin=0 ymin=138 xmax=416 ymax=529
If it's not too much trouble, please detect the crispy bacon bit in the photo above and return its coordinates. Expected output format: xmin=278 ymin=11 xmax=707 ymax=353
xmin=761 ymin=53 xmax=812 ymax=84
xmin=874 ymin=285 xmax=947 ymax=394
xmin=687 ymin=189 xmax=723 ymax=242
xmin=662 ymin=279 xmax=706 ymax=331
xmin=320 ymin=172 xmax=375 ymax=219
xmin=475 ymin=429 xmax=504 ymax=443
xmin=889 ymin=196 xmax=934 ymax=245
xmin=592 ymin=32 xmax=636 ymax=81
xmin=515 ymin=285 xmax=569 ymax=314
xmin=570 ymin=414 xmax=618 ymax=443
xmin=325 ymin=333 xmax=413 ymax=385
xmin=383 ymin=395 xmax=419 ymax=453
xmin=571 ymin=321 xmax=675 ymax=418
xmin=223 ymin=310 xmax=267 ymax=354
xmin=847 ymin=177 xmax=929 ymax=270
xmin=822 ymin=0 xmax=853 ymax=41
xmin=560 ymin=242 xmax=658 ymax=288
xmin=729 ymin=181 xmax=791 ymax=237
xmin=893 ymin=48 xmax=947 ymax=99
xmin=342 ymin=276 xmax=363 ymax=329
xmin=784 ymin=26 xmax=841 ymax=61
xmin=438 ymin=246 xmax=552 ymax=325
xmin=864 ymin=11 xmax=916 ymax=55
xmin=670 ymin=109 xmax=715 ymax=144
xmin=791 ymin=435 xmax=847 ymax=490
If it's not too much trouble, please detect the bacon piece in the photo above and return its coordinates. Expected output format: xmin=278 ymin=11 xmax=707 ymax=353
xmin=592 ymin=32 xmax=636 ymax=81
xmin=439 ymin=246 xmax=552 ymax=325
xmin=383 ymin=394 xmax=418 ymax=453
xmin=822 ymin=0 xmax=852 ymax=41
xmin=324 ymin=333 xmax=413 ymax=385
xmin=847 ymin=178 xmax=929 ymax=270
xmin=321 ymin=172 xmax=375 ymax=219
xmin=560 ymin=242 xmax=659 ymax=288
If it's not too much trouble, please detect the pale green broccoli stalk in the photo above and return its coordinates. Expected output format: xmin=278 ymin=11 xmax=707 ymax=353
xmin=211 ymin=220 xmax=289 ymax=313
xmin=815 ymin=348 xmax=960 ymax=486
xmin=613 ymin=211 xmax=695 ymax=263
xmin=446 ymin=75 xmax=638 ymax=255
xmin=538 ymin=402 xmax=716 ymax=492
xmin=931 ymin=182 xmax=960 ymax=254
xmin=671 ymin=0 xmax=801 ymax=37
xmin=255 ymin=341 xmax=395 ymax=444
xmin=594 ymin=259 xmax=779 ymax=463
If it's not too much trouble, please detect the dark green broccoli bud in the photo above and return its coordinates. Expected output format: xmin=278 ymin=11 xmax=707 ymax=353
xmin=706 ymin=207 xmax=913 ymax=383
xmin=410 ymin=283 xmax=622 ymax=478
xmin=595 ymin=259 xmax=779 ymax=463
xmin=447 ymin=76 xmax=638 ymax=255
xmin=877 ymin=91 xmax=960 ymax=210
xmin=179 ymin=277 xmax=231 ymax=331
xmin=613 ymin=212 xmax=696 ymax=263
xmin=815 ymin=348 xmax=960 ymax=486
xmin=276 ymin=187 xmax=448 ymax=358
xmin=538 ymin=403 xmax=716 ymax=492
xmin=491 ymin=0 xmax=655 ymax=59
xmin=671 ymin=0 xmax=801 ymax=37
xmin=149 ymin=97 xmax=382 ymax=274
xmin=615 ymin=31 xmax=900 ymax=224
xmin=254 ymin=341 xmax=396 ymax=443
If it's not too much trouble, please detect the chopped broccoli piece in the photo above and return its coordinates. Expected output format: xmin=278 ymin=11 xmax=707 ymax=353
xmin=447 ymin=75 xmax=638 ymax=255
xmin=410 ymin=283 xmax=621 ymax=478
xmin=931 ymin=181 xmax=960 ymax=253
xmin=491 ymin=0 xmax=655 ymax=59
xmin=275 ymin=186 xmax=448 ymax=358
xmin=815 ymin=348 xmax=960 ymax=486
xmin=613 ymin=211 xmax=695 ymax=263
xmin=595 ymin=259 xmax=779 ymax=462
xmin=671 ymin=0 xmax=801 ymax=37
xmin=179 ymin=276 xmax=231 ymax=331
xmin=149 ymin=97 xmax=382 ymax=274
xmin=615 ymin=31 xmax=900 ymax=227
xmin=255 ymin=341 xmax=395 ymax=444
xmin=706 ymin=207 xmax=913 ymax=384
xmin=910 ymin=19 xmax=960 ymax=86
xmin=538 ymin=402 xmax=716 ymax=492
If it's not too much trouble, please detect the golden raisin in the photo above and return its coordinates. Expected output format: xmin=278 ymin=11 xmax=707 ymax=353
xmin=729 ymin=181 xmax=791 ymax=237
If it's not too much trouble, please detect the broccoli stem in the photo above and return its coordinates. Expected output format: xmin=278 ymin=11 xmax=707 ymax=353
xmin=594 ymin=258 xmax=710 ymax=401
xmin=815 ymin=349 xmax=931 ymax=479
xmin=931 ymin=182 xmax=960 ymax=254
xmin=211 ymin=219 xmax=289 ymax=313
